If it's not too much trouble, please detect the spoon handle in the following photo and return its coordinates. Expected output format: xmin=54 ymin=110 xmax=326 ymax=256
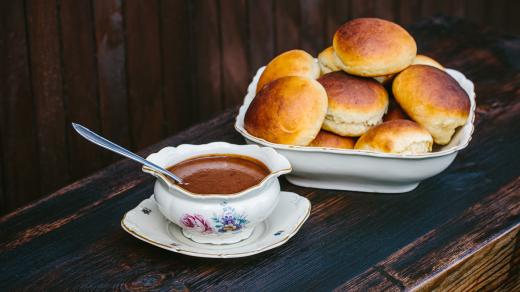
xmin=72 ymin=123 xmax=183 ymax=184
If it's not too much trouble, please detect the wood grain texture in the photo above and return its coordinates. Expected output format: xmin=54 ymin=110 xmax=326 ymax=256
xmin=93 ymin=0 xmax=131 ymax=151
xmin=159 ymin=0 xmax=194 ymax=135
xmin=398 ymin=0 xmax=422 ymax=25
xmin=414 ymin=225 xmax=519 ymax=291
xmin=373 ymin=0 xmax=399 ymax=21
xmin=300 ymin=0 xmax=326 ymax=56
xmin=220 ymin=0 xmax=250 ymax=108
xmin=124 ymin=0 xmax=164 ymax=149
xmin=0 ymin=0 xmax=41 ymax=212
xmin=192 ymin=0 xmax=222 ymax=120
xmin=274 ymin=0 xmax=301 ymax=54
xmin=324 ymin=0 xmax=350 ymax=46
xmin=25 ymin=0 xmax=70 ymax=196
xmin=334 ymin=268 xmax=402 ymax=291
xmin=0 ymin=19 xmax=519 ymax=290
xmin=247 ymin=0 xmax=275 ymax=71
xmin=60 ymin=0 xmax=105 ymax=178
xmin=380 ymin=178 xmax=520 ymax=290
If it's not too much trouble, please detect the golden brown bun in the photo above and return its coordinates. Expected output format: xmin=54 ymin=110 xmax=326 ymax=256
xmin=245 ymin=76 xmax=328 ymax=145
xmin=412 ymin=54 xmax=444 ymax=70
xmin=383 ymin=99 xmax=409 ymax=122
xmin=355 ymin=120 xmax=433 ymax=154
xmin=373 ymin=54 xmax=443 ymax=85
xmin=256 ymin=49 xmax=320 ymax=93
xmin=373 ymin=54 xmax=443 ymax=84
xmin=308 ymin=130 xmax=356 ymax=149
xmin=318 ymin=71 xmax=389 ymax=137
xmin=392 ymin=65 xmax=470 ymax=145
xmin=318 ymin=47 xmax=341 ymax=74
xmin=333 ymin=18 xmax=417 ymax=77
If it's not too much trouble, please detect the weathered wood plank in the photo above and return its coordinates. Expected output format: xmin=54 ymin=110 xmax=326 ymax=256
xmin=60 ymin=0 xmax=106 ymax=179
xmin=380 ymin=178 xmax=520 ymax=289
xmin=417 ymin=226 xmax=518 ymax=291
xmin=25 ymin=0 xmax=70 ymax=196
xmin=0 ymin=0 xmax=41 ymax=212
xmin=373 ymin=0 xmax=399 ymax=21
xmin=324 ymin=0 xmax=350 ymax=46
xmin=192 ymin=0 xmax=223 ymax=120
xmin=159 ymin=0 xmax=194 ymax=135
xmin=93 ymin=0 xmax=131 ymax=151
xmin=274 ymin=0 xmax=301 ymax=53
xmin=220 ymin=0 xmax=250 ymax=108
xmin=334 ymin=268 xmax=402 ymax=291
xmin=398 ymin=0 xmax=422 ymax=26
xmin=350 ymin=0 xmax=374 ymax=18
xmin=497 ymin=230 xmax=520 ymax=290
xmin=124 ymin=0 xmax=164 ymax=149
xmin=247 ymin=0 xmax=275 ymax=72
xmin=300 ymin=0 xmax=326 ymax=56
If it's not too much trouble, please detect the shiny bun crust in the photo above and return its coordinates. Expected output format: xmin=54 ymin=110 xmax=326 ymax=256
xmin=318 ymin=47 xmax=341 ymax=74
xmin=355 ymin=120 xmax=433 ymax=154
xmin=245 ymin=76 xmax=328 ymax=145
xmin=373 ymin=55 xmax=443 ymax=84
xmin=256 ymin=49 xmax=320 ymax=93
xmin=333 ymin=18 xmax=417 ymax=77
xmin=309 ymin=130 xmax=356 ymax=149
xmin=393 ymin=65 xmax=470 ymax=145
xmin=412 ymin=54 xmax=444 ymax=70
xmin=318 ymin=71 xmax=389 ymax=137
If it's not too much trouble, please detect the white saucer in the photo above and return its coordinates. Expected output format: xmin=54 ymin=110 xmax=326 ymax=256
xmin=121 ymin=191 xmax=311 ymax=258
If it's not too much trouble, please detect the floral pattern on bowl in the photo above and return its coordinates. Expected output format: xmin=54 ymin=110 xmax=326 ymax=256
xmin=180 ymin=214 xmax=213 ymax=234
xmin=212 ymin=202 xmax=249 ymax=233
xmin=179 ymin=202 xmax=249 ymax=234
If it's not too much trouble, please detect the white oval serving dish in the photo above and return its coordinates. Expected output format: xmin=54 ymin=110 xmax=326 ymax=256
xmin=235 ymin=66 xmax=476 ymax=193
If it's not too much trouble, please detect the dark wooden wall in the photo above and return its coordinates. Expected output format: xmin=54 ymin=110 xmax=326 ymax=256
xmin=0 ymin=0 xmax=518 ymax=215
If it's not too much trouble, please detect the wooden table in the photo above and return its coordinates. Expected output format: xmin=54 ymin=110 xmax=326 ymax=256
xmin=1 ymin=18 xmax=519 ymax=291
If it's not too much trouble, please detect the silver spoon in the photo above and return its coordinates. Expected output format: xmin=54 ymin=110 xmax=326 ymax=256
xmin=72 ymin=123 xmax=184 ymax=184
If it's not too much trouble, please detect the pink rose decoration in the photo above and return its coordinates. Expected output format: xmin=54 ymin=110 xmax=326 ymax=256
xmin=180 ymin=214 xmax=213 ymax=233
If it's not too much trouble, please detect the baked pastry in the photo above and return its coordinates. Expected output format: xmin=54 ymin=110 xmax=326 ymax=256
xmin=393 ymin=65 xmax=470 ymax=145
xmin=318 ymin=47 xmax=341 ymax=74
xmin=256 ymin=49 xmax=320 ymax=93
xmin=308 ymin=130 xmax=356 ymax=149
xmin=383 ymin=99 xmax=408 ymax=122
xmin=245 ymin=76 xmax=328 ymax=145
xmin=333 ymin=18 xmax=417 ymax=77
xmin=373 ymin=54 xmax=443 ymax=84
xmin=318 ymin=71 xmax=389 ymax=137
xmin=412 ymin=54 xmax=444 ymax=70
xmin=355 ymin=120 xmax=433 ymax=154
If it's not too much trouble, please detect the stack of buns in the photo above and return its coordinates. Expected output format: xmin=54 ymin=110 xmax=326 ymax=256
xmin=244 ymin=18 xmax=470 ymax=154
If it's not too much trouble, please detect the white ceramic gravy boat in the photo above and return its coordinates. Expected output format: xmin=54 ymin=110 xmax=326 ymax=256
xmin=143 ymin=142 xmax=292 ymax=244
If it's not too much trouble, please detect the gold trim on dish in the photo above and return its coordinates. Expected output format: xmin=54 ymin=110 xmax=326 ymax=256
xmin=143 ymin=164 xmax=292 ymax=199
